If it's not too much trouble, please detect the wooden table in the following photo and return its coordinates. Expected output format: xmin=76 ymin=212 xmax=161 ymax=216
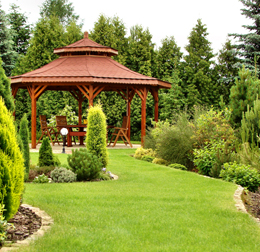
xmin=58 ymin=124 xmax=86 ymax=147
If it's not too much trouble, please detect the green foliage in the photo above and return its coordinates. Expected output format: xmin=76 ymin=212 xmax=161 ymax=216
xmin=50 ymin=167 xmax=76 ymax=183
xmin=141 ymin=155 xmax=155 ymax=163
xmin=134 ymin=147 xmax=155 ymax=160
xmin=0 ymin=58 xmax=14 ymax=112
xmin=220 ymin=162 xmax=260 ymax=192
xmin=67 ymin=148 xmax=102 ymax=181
xmin=29 ymin=165 xmax=56 ymax=181
xmin=0 ymin=204 xmax=14 ymax=245
xmin=19 ymin=114 xmax=30 ymax=173
xmin=181 ymin=19 xmax=218 ymax=107
xmin=86 ymin=104 xmax=108 ymax=167
xmin=0 ymin=97 xmax=24 ymax=220
xmin=38 ymin=137 xmax=55 ymax=167
xmin=168 ymin=163 xmax=187 ymax=171
xmin=33 ymin=174 xmax=50 ymax=183
xmin=152 ymin=158 xmax=169 ymax=166
xmin=229 ymin=66 xmax=260 ymax=128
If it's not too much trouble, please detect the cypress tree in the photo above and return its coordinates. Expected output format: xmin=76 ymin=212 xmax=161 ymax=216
xmin=0 ymin=97 xmax=24 ymax=220
xmin=19 ymin=114 xmax=30 ymax=174
xmin=38 ymin=137 xmax=55 ymax=167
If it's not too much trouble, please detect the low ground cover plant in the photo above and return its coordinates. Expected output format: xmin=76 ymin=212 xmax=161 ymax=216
xmin=51 ymin=167 xmax=77 ymax=183
xmin=33 ymin=174 xmax=50 ymax=183
xmin=168 ymin=163 xmax=187 ymax=171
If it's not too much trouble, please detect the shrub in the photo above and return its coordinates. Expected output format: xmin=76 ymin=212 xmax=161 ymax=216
xmin=33 ymin=174 xmax=50 ymax=183
xmin=169 ymin=163 xmax=187 ymax=171
xmin=38 ymin=137 xmax=55 ymax=167
xmin=50 ymin=167 xmax=76 ymax=183
xmin=0 ymin=204 xmax=14 ymax=246
xmin=220 ymin=162 xmax=260 ymax=192
xmin=152 ymin=158 xmax=169 ymax=166
xmin=19 ymin=114 xmax=30 ymax=174
xmin=0 ymin=97 xmax=24 ymax=220
xmin=86 ymin=104 xmax=108 ymax=167
xmin=67 ymin=148 xmax=102 ymax=181
xmin=134 ymin=147 xmax=155 ymax=160
xmin=141 ymin=155 xmax=155 ymax=162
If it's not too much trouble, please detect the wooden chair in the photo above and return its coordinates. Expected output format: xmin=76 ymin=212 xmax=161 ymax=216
xmin=37 ymin=115 xmax=59 ymax=146
xmin=108 ymin=116 xmax=132 ymax=147
xmin=56 ymin=116 xmax=76 ymax=145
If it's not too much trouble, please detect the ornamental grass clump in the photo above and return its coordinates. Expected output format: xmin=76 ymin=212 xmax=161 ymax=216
xmin=67 ymin=148 xmax=102 ymax=181
xmin=0 ymin=97 xmax=24 ymax=220
xmin=86 ymin=104 xmax=108 ymax=167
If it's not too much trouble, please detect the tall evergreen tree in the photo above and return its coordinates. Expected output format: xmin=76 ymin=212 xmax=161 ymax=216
xmin=40 ymin=0 xmax=79 ymax=26
xmin=0 ymin=4 xmax=17 ymax=77
xmin=0 ymin=58 xmax=14 ymax=112
xmin=229 ymin=0 xmax=260 ymax=72
xmin=156 ymin=36 xmax=183 ymax=80
xmin=216 ymin=39 xmax=240 ymax=104
xmin=7 ymin=4 xmax=31 ymax=56
xmin=181 ymin=19 xmax=218 ymax=107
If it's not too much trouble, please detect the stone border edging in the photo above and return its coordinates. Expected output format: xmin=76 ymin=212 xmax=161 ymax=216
xmin=234 ymin=185 xmax=260 ymax=224
xmin=1 ymin=204 xmax=54 ymax=251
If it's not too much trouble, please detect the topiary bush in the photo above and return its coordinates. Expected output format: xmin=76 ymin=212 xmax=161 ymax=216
xmin=169 ymin=163 xmax=187 ymax=171
xmin=86 ymin=104 xmax=108 ymax=167
xmin=141 ymin=155 xmax=155 ymax=163
xmin=50 ymin=167 xmax=76 ymax=183
xmin=220 ymin=162 xmax=260 ymax=192
xmin=67 ymin=148 xmax=102 ymax=181
xmin=0 ymin=97 xmax=24 ymax=221
xmin=19 ymin=114 xmax=30 ymax=174
xmin=134 ymin=147 xmax=155 ymax=160
xmin=152 ymin=158 xmax=169 ymax=166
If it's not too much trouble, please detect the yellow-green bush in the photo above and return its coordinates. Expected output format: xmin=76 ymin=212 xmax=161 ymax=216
xmin=152 ymin=158 xmax=169 ymax=166
xmin=0 ymin=98 xmax=24 ymax=220
xmin=134 ymin=147 xmax=155 ymax=160
xmin=86 ymin=104 xmax=108 ymax=167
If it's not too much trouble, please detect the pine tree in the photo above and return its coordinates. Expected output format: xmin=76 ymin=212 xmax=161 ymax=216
xmin=229 ymin=0 xmax=260 ymax=73
xmin=0 ymin=58 xmax=14 ymax=112
xmin=181 ymin=19 xmax=218 ymax=107
xmin=229 ymin=65 xmax=260 ymax=128
xmin=19 ymin=114 xmax=30 ymax=174
xmin=0 ymin=4 xmax=17 ymax=77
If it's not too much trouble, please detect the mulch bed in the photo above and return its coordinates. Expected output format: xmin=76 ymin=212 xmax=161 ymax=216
xmin=242 ymin=187 xmax=260 ymax=219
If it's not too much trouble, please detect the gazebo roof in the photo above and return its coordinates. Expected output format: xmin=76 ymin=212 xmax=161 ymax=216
xmin=11 ymin=32 xmax=171 ymax=90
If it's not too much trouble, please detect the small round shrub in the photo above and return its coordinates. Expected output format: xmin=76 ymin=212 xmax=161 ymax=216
xmin=220 ymin=162 xmax=260 ymax=192
xmin=33 ymin=174 xmax=49 ymax=183
xmin=152 ymin=158 xmax=169 ymax=166
xmin=67 ymin=148 xmax=102 ymax=181
xmin=169 ymin=163 xmax=187 ymax=171
xmin=134 ymin=147 xmax=155 ymax=160
xmin=50 ymin=167 xmax=76 ymax=183
xmin=141 ymin=155 xmax=155 ymax=162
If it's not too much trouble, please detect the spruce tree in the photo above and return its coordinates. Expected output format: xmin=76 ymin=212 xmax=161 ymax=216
xmin=229 ymin=0 xmax=260 ymax=72
xmin=229 ymin=65 xmax=260 ymax=128
xmin=181 ymin=19 xmax=218 ymax=107
xmin=38 ymin=137 xmax=55 ymax=167
xmin=19 ymin=114 xmax=30 ymax=174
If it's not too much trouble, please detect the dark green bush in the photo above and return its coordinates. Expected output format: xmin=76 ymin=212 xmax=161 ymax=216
xmin=0 ymin=97 xmax=24 ymax=221
xmin=50 ymin=167 xmax=76 ymax=183
xmin=169 ymin=163 xmax=187 ymax=171
xmin=141 ymin=155 xmax=155 ymax=162
xmin=67 ymin=148 xmax=102 ymax=181
xmin=86 ymin=104 xmax=108 ymax=167
xmin=38 ymin=137 xmax=55 ymax=167
xmin=220 ymin=162 xmax=260 ymax=192
xmin=19 ymin=114 xmax=30 ymax=174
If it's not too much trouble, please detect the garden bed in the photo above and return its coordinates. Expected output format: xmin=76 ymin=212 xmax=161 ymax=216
xmin=242 ymin=187 xmax=260 ymax=219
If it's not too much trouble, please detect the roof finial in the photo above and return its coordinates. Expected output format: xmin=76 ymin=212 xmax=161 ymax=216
xmin=84 ymin=31 xmax=89 ymax=39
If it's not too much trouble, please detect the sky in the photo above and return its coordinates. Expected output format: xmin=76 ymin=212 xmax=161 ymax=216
xmin=1 ymin=0 xmax=252 ymax=55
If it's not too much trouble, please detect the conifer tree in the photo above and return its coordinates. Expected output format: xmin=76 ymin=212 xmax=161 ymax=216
xmin=0 ymin=97 xmax=24 ymax=220
xmin=181 ymin=19 xmax=218 ymax=107
xmin=229 ymin=0 xmax=260 ymax=73
xmin=229 ymin=65 xmax=260 ymax=128
xmin=38 ymin=137 xmax=55 ymax=167
xmin=19 ymin=114 xmax=30 ymax=174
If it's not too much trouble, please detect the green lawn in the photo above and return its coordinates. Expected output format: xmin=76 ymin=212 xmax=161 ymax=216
xmin=21 ymin=149 xmax=260 ymax=252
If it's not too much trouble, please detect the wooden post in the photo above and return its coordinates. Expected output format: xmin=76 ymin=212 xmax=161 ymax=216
xmin=154 ymin=89 xmax=159 ymax=122
xmin=31 ymin=86 xmax=37 ymax=149
xmin=141 ymin=87 xmax=148 ymax=146
xmin=89 ymin=85 xmax=94 ymax=107
xmin=78 ymin=96 xmax=82 ymax=124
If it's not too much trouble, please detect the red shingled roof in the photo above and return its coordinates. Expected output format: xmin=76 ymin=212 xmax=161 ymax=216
xmin=11 ymin=32 xmax=171 ymax=89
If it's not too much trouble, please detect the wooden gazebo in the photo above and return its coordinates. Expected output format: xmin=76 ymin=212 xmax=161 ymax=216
xmin=10 ymin=32 xmax=171 ymax=148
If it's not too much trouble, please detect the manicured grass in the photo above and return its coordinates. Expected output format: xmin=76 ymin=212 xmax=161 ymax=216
xmin=21 ymin=149 xmax=260 ymax=252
